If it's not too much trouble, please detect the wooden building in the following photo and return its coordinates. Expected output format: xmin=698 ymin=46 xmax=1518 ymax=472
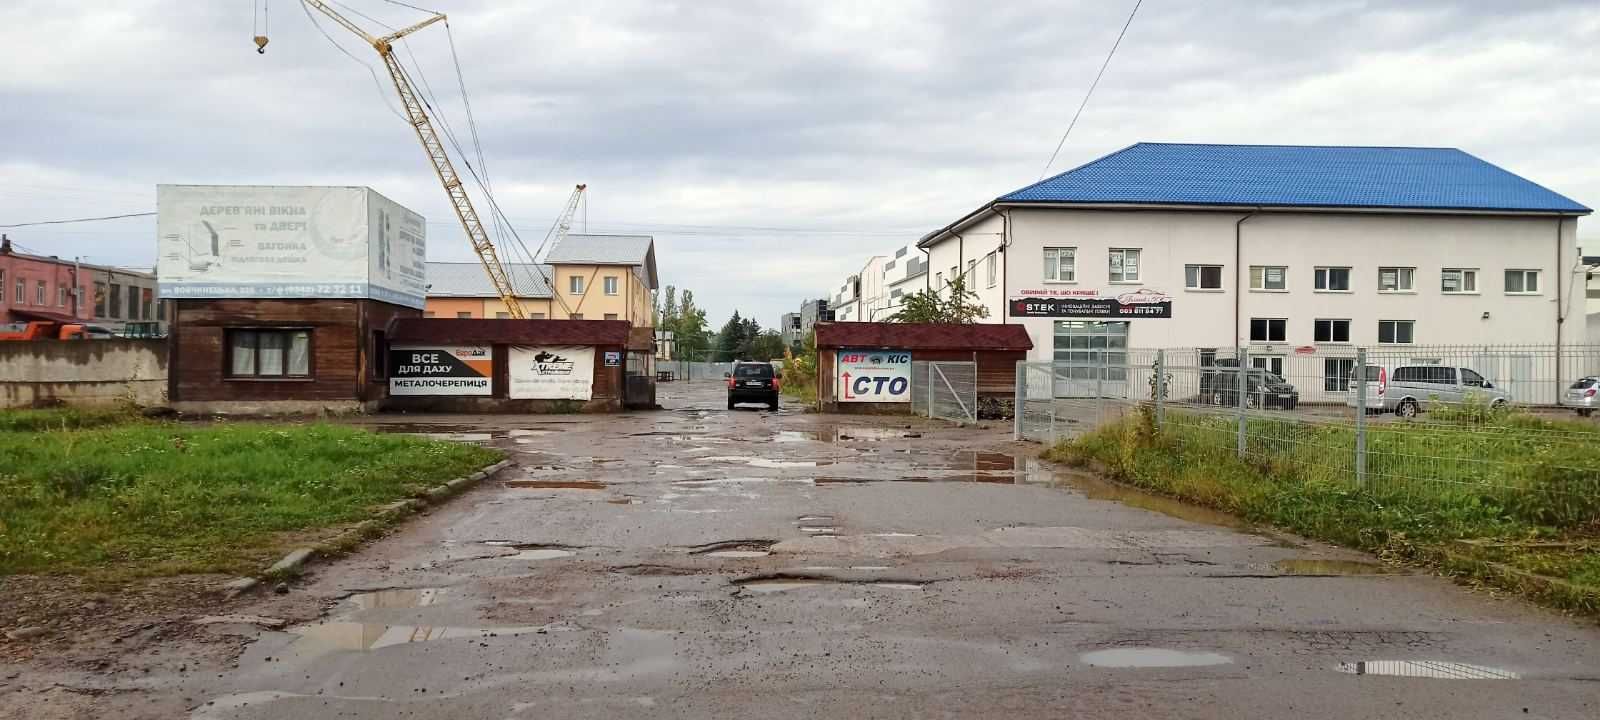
xmin=814 ymin=322 xmax=1033 ymax=413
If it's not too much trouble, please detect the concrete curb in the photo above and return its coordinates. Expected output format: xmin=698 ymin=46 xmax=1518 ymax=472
xmin=220 ymin=458 xmax=515 ymax=598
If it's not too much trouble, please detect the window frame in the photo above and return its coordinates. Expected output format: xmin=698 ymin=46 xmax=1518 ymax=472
xmin=1108 ymin=248 xmax=1141 ymax=283
xmin=1313 ymin=318 xmax=1351 ymax=344
xmin=15 ymin=278 xmax=25 ymax=304
xmin=0 ymin=270 xmax=5 ymax=305
xmin=1378 ymin=319 xmax=1415 ymax=345
xmin=35 ymin=280 xmax=47 ymax=306
xmin=224 ymin=328 xmax=313 ymax=380
xmin=986 ymin=253 xmax=997 ymax=288
xmin=1042 ymin=247 xmax=1077 ymax=283
xmin=1248 ymin=265 xmax=1287 ymax=292
xmin=569 ymin=275 xmax=585 ymax=295
xmin=1249 ymin=317 xmax=1287 ymax=343
xmin=1504 ymin=269 xmax=1540 ymax=295
xmin=1441 ymin=268 xmax=1478 ymax=295
xmin=1378 ymin=266 xmax=1415 ymax=293
xmin=1323 ymin=357 xmax=1356 ymax=392
xmin=1184 ymin=264 xmax=1224 ymax=291
xmin=1313 ymin=266 xmax=1352 ymax=293
xmin=58 ymin=285 xmax=68 ymax=307
xmin=603 ymin=275 xmax=619 ymax=296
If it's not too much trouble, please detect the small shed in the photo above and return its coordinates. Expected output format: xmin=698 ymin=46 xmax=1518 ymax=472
xmin=814 ymin=322 xmax=1033 ymax=413
xmin=382 ymin=318 xmax=630 ymax=413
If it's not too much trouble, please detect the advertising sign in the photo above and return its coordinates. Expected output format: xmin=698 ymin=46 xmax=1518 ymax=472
xmin=388 ymin=345 xmax=491 ymax=396
xmin=836 ymin=349 xmax=912 ymax=403
xmin=1010 ymin=288 xmax=1172 ymax=319
xmin=509 ymin=346 xmax=595 ymax=400
xmin=603 ymin=351 xmax=622 ymax=367
xmin=156 ymin=185 xmax=427 ymax=308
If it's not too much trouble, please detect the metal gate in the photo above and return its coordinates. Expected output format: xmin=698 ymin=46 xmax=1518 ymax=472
xmin=911 ymin=360 xmax=977 ymax=424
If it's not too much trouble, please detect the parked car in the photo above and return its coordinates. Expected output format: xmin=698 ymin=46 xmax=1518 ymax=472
xmin=1203 ymin=361 xmax=1299 ymax=409
xmin=1563 ymin=377 xmax=1599 ymax=417
xmin=727 ymin=361 xmax=780 ymax=410
xmin=1345 ymin=364 xmax=1509 ymax=417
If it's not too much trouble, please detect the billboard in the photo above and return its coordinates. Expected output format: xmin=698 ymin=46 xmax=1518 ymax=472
xmin=836 ymin=349 xmax=911 ymax=403
xmin=509 ymin=346 xmax=595 ymax=400
xmin=1010 ymin=288 xmax=1172 ymax=319
xmin=388 ymin=345 xmax=492 ymax=396
xmin=156 ymin=185 xmax=427 ymax=309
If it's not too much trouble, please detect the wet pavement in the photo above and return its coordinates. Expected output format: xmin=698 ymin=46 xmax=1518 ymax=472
xmin=55 ymin=381 xmax=1600 ymax=718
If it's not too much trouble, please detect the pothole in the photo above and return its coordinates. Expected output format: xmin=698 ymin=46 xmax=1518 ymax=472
xmin=345 ymin=587 xmax=449 ymax=610
xmin=1336 ymin=661 xmax=1520 ymax=680
xmin=688 ymin=539 xmax=777 ymax=555
xmin=799 ymin=526 xmax=837 ymax=535
xmin=514 ymin=548 xmax=574 ymax=560
xmin=505 ymin=480 xmax=607 ymax=490
xmin=796 ymin=515 xmax=833 ymax=523
xmin=1273 ymin=559 xmax=1397 ymax=576
xmin=731 ymin=573 xmax=929 ymax=594
xmin=606 ymin=497 xmax=643 ymax=505
xmin=1079 ymin=648 xmax=1233 ymax=668
xmin=706 ymin=550 xmax=771 ymax=558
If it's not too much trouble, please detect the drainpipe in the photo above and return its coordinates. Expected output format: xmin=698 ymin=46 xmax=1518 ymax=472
xmin=1555 ymin=217 xmax=1564 ymax=405
xmin=73 ymin=256 xmax=83 ymax=318
xmin=999 ymin=209 xmax=1011 ymax=324
xmin=956 ymin=233 xmax=964 ymax=296
xmin=1234 ymin=208 xmax=1262 ymax=347
xmin=920 ymin=246 xmax=931 ymax=293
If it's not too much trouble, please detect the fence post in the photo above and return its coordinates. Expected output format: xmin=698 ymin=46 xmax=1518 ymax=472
xmin=1355 ymin=346 xmax=1368 ymax=487
xmin=927 ymin=363 xmax=935 ymax=419
xmin=1014 ymin=361 xmax=1026 ymax=441
xmin=1154 ymin=349 xmax=1166 ymax=430
xmin=1096 ymin=351 xmax=1106 ymax=428
xmin=1236 ymin=347 xmax=1248 ymax=458
xmin=1049 ymin=363 xmax=1059 ymax=443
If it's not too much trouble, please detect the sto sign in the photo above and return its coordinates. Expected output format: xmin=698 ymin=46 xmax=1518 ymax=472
xmin=836 ymin=349 xmax=911 ymax=403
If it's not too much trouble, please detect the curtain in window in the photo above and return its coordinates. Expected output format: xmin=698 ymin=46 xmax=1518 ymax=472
xmin=288 ymin=331 xmax=311 ymax=375
xmin=231 ymin=331 xmax=257 ymax=375
xmin=258 ymin=332 xmax=286 ymax=375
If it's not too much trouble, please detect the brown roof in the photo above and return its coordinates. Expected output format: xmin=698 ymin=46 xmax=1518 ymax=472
xmin=813 ymin=322 xmax=1033 ymax=351
xmin=388 ymin=318 xmax=631 ymax=346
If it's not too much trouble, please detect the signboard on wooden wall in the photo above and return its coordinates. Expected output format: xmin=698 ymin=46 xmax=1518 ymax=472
xmin=509 ymin=346 xmax=595 ymax=400
xmin=388 ymin=345 xmax=491 ymax=396
xmin=836 ymin=349 xmax=911 ymax=403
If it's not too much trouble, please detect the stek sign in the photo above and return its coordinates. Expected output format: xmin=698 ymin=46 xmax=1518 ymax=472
xmin=836 ymin=349 xmax=912 ymax=403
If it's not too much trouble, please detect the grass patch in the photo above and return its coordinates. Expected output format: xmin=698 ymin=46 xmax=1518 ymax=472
xmin=0 ymin=406 xmax=142 ymax=432
xmin=1046 ymin=405 xmax=1600 ymax=613
xmin=0 ymin=416 xmax=501 ymax=579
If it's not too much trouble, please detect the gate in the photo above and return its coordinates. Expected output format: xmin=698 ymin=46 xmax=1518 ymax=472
xmin=911 ymin=360 xmax=977 ymax=424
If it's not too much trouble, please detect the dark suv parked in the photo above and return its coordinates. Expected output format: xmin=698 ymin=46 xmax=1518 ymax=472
xmin=727 ymin=362 xmax=780 ymax=410
xmin=1201 ymin=359 xmax=1300 ymax=409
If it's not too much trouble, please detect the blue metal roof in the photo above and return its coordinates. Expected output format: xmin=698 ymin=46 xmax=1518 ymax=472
xmin=1002 ymin=143 xmax=1590 ymax=214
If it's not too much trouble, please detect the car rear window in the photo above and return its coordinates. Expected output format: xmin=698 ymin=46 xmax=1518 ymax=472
xmin=1572 ymin=378 xmax=1598 ymax=390
xmin=735 ymin=364 xmax=773 ymax=378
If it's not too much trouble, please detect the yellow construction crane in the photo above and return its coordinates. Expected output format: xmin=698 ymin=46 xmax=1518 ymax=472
xmin=274 ymin=1 xmax=529 ymax=318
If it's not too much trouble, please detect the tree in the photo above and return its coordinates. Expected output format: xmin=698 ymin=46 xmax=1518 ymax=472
xmin=714 ymin=311 xmax=748 ymax=361
xmin=890 ymin=274 xmax=990 ymax=324
xmin=661 ymin=288 xmax=711 ymax=361
xmin=749 ymin=330 xmax=786 ymax=361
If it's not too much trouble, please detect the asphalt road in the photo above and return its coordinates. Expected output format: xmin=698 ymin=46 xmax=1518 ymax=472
xmin=188 ymin=381 xmax=1599 ymax=719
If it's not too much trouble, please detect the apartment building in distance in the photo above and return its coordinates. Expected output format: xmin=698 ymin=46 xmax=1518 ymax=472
xmin=424 ymin=234 xmax=657 ymax=324
xmin=0 ymin=235 xmax=162 ymax=333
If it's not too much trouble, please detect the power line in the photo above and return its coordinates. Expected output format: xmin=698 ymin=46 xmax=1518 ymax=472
xmin=1038 ymin=0 xmax=1142 ymax=180
xmin=299 ymin=0 xmax=407 ymax=122
xmin=0 ymin=212 xmax=156 ymax=228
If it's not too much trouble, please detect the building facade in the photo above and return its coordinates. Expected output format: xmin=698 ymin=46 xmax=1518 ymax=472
xmin=919 ymin=143 xmax=1591 ymax=402
xmin=424 ymin=234 xmax=658 ymax=324
xmin=0 ymin=235 xmax=161 ymax=333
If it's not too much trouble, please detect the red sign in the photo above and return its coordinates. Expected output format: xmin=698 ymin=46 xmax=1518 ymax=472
xmin=1294 ymin=345 xmax=1317 ymax=355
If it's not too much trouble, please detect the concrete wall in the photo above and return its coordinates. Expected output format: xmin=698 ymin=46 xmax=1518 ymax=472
xmin=0 ymin=339 xmax=167 ymax=408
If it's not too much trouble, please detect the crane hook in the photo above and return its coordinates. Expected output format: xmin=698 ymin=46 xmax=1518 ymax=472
xmin=254 ymin=35 xmax=269 ymax=54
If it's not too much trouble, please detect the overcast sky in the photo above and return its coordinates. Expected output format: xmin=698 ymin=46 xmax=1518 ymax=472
xmin=2 ymin=0 xmax=1596 ymax=326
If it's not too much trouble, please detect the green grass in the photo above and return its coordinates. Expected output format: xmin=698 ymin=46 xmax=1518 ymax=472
xmin=0 ymin=416 xmax=501 ymax=578
xmin=0 ymin=406 xmax=141 ymax=432
xmin=1047 ymin=406 xmax=1600 ymax=612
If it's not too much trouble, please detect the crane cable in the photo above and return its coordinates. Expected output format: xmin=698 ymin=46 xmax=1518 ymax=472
xmin=298 ymin=1 xmax=406 ymax=121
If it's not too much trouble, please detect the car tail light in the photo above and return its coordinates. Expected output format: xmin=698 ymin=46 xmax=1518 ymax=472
xmin=1586 ymin=387 xmax=1596 ymax=398
xmin=1376 ymin=367 xmax=1387 ymax=398
xmin=774 ymin=377 xmax=782 ymax=392
xmin=727 ymin=376 xmax=736 ymax=389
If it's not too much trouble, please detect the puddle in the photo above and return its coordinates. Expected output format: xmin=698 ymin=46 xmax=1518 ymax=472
xmin=606 ymin=497 xmax=643 ymax=505
xmin=796 ymin=515 xmax=833 ymax=523
xmin=833 ymin=427 xmax=922 ymax=441
xmin=866 ymin=532 xmax=920 ymax=538
xmin=289 ymin=622 xmax=550 ymax=653
xmin=799 ymin=526 xmax=837 ymax=533
xmin=851 ymin=566 xmax=891 ymax=571
xmin=416 ymin=432 xmax=494 ymax=444
xmin=706 ymin=550 xmax=771 ymax=558
xmin=870 ymin=583 xmax=924 ymax=590
xmin=505 ymin=480 xmax=607 ymax=490
xmin=513 ymin=548 xmax=575 ymax=560
xmin=701 ymin=456 xmax=836 ymax=469
xmin=1079 ymin=648 xmax=1233 ymax=668
xmin=1336 ymin=661 xmax=1520 ymax=680
xmin=672 ymin=477 xmax=813 ymax=486
xmin=738 ymin=580 xmax=821 ymax=594
xmin=1274 ymin=559 xmax=1396 ymax=576
xmin=1050 ymin=470 xmax=1252 ymax=530
xmin=347 ymin=588 xmax=448 ymax=610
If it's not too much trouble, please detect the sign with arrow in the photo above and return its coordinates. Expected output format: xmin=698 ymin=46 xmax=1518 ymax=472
xmin=836 ymin=349 xmax=912 ymax=403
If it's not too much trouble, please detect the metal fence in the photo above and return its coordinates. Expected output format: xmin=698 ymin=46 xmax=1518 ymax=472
xmin=1015 ymin=344 xmax=1600 ymax=506
xmin=912 ymin=360 xmax=977 ymax=424
xmin=661 ymin=360 xmax=734 ymax=381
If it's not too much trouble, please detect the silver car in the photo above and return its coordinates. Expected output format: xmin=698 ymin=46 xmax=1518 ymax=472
xmin=1563 ymin=377 xmax=1599 ymax=417
xmin=1346 ymin=364 xmax=1511 ymax=417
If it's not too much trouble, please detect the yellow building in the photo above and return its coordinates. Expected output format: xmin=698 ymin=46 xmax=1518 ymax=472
xmin=424 ymin=234 xmax=658 ymax=324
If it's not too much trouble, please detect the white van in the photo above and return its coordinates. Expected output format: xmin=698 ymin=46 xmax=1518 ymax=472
xmin=1345 ymin=364 xmax=1510 ymax=417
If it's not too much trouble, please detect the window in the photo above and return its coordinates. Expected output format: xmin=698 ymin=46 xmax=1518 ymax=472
xmin=1378 ymin=320 xmax=1415 ymax=344
xmin=424 ymin=311 xmax=437 ymax=318
xmin=569 ymin=276 xmax=585 ymax=294
xmin=1395 ymin=366 xmax=1456 ymax=384
xmin=895 ymin=247 xmax=908 ymax=258
xmin=1185 ymin=264 xmax=1223 ymax=290
xmin=530 ymin=313 xmax=547 ymax=319
xmin=1505 ymin=269 xmax=1540 ymax=294
xmin=15 ymin=278 xmax=24 ymax=304
xmin=1043 ymin=247 xmax=1076 ymax=282
xmin=1249 ymin=318 xmax=1286 ymax=342
xmin=58 ymin=286 xmax=67 ymax=307
xmin=35 ymin=281 xmax=46 ymax=306
xmin=1441 ymin=268 xmax=1477 ymax=293
xmin=0 ymin=270 xmax=5 ymax=304
xmin=128 ymin=286 xmax=141 ymax=320
xmin=884 ymin=260 xmax=895 ymax=272
xmin=570 ymin=313 xmax=584 ymax=320
xmin=604 ymin=313 xmax=619 ymax=320
xmin=603 ymin=276 xmax=619 ymax=295
xmin=1314 ymin=319 xmax=1351 ymax=343
xmin=1323 ymin=358 xmax=1355 ymax=392
xmin=141 ymin=289 xmax=153 ymax=319
xmin=1109 ymin=248 xmax=1140 ymax=282
xmin=1249 ymin=265 xmax=1287 ymax=291
xmin=456 ymin=311 xmax=472 ymax=318
xmin=1250 ymin=356 xmax=1285 ymax=379
xmin=78 ymin=286 xmax=86 ymax=312
xmin=1314 ymin=266 xmax=1351 ymax=291
xmin=1379 ymin=267 xmax=1415 ymax=292
xmin=108 ymin=283 xmax=122 ymax=317
xmin=934 ymin=272 xmax=943 ymax=288
xmin=496 ymin=312 xmax=510 ymax=319
xmin=986 ymin=254 xmax=997 ymax=288
xmin=93 ymin=282 xmax=106 ymax=316
xmin=1051 ymin=321 xmax=1129 ymax=382
xmin=227 ymin=329 xmax=311 ymax=378
xmin=1461 ymin=368 xmax=1487 ymax=387
xmin=967 ymin=259 xmax=977 ymax=281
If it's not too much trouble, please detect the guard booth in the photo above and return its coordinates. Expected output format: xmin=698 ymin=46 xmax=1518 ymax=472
xmin=813 ymin=322 xmax=1032 ymax=414
xmin=623 ymin=326 xmax=659 ymax=409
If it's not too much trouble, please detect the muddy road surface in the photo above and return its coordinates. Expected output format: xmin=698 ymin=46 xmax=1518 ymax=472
xmin=11 ymin=381 xmax=1600 ymax=719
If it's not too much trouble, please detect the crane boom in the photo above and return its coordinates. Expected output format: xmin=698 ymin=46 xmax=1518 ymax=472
xmin=539 ymin=184 xmax=587 ymax=262
xmin=299 ymin=1 xmax=526 ymax=318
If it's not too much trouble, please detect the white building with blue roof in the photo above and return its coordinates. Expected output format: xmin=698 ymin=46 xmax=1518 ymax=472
xmin=918 ymin=143 xmax=1591 ymax=403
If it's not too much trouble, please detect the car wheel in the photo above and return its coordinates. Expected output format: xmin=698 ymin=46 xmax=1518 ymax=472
xmin=1396 ymin=399 xmax=1419 ymax=418
xmin=1245 ymin=394 xmax=1259 ymax=410
xmin=1211 ymin=391 xmax=1226 ymax=406
xmin=727 ymin=398 xmax=736 ymax=410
